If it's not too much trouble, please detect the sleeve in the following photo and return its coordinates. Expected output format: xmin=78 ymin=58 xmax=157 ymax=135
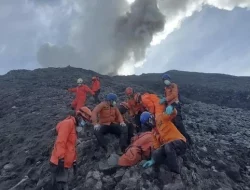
xmin=166 ymin=84 xmax=178 ymax=103
xmin=141 ymin=96 xmax=155 ymax=114
xmin=91 ymin=103 xmax=104 ymax=125
xmin=116 ymin=107 xmax=124 ymax=123
xmin=54 ymin=124 xmax=72 ymax=159
xmin=68 ymin=87 xmax=77 ymax=93
xmin=85 ymin=85 xmax=95 ymax=95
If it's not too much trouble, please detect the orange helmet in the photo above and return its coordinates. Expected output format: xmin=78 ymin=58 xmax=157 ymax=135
xmin=134 ymin=93 xmax=141 ymax=103
xmin=125 ymin=87 xmax=134 ymax=96
xmin=120 ymin=102 xmax=130 ymax=110
xmin=76 ymin=106 xmax=92 ymax=122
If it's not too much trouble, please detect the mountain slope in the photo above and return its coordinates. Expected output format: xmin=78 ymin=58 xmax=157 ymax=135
xmin=0 ymin=67 xmax=249 ymax=190
xmin=114 ymin=70 xmax=250 ymax=110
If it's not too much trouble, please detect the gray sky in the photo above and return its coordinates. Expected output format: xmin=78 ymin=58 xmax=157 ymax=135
xmin=0 ymin=0 xmax=250 ymax=76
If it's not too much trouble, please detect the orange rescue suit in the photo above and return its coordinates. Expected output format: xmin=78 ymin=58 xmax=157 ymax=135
xmin=50 ymin=116 xmax=77 ymax=168
xmin=164 ymin=83 xmax=179 ymax=105
xmin=153 ymin=110 xmax=186 ymax=149
xmin=91 ymin=79 xmax=100 ymax=92
xmin=141 ymin=93 xmax=165 ymax=115
xmin=92 ymin=101 xmax=124 ymax=125
xmin=68 ymin=85 xmax=94 ymax=111
xmin=118 ymin=131 xmax=154 ymax=166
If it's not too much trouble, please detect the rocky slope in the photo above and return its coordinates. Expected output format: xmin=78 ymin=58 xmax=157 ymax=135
xmin=0 ymin=67 xmax=250 ymax=190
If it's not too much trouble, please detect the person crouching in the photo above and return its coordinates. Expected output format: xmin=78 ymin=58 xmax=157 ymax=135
xmin=141 ymin=106 xmax=187 ymax=174
xmin=49 ymin=106 xmax=92 ymax=190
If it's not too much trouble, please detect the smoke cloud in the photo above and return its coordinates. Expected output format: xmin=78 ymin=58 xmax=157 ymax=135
xmin=37 ymin=0 xmax=165 ymax=75
xmin=36 ymin=0 xmax=250 ymax=75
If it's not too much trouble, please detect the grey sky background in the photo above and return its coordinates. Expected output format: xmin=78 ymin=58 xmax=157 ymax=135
xmin=0 ymin=0 xmax=250 ymax=76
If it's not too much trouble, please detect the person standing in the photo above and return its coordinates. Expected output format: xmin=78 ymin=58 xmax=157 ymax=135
xmin=159 ymin=73 xmax=192 ymax=145
xmin=91 ymin=76 xmax=101 ymax=103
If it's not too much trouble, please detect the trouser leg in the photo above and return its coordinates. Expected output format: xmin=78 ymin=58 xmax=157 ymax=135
xmin=172 ymin=103 xmax=192 ymax=145
xmin=152 ymin=146 xmax=166 ymax=165
xmin=126 ymin=122 xmax=134 ymax=145
xmin=109 ymin=124 xmax=128 ymax=152
xmin=94 ymin=89 xmax=100 ymax=103
xmin=163 ymin=140 xmax=186 ymax=174
xmin=94 ymin=125 xmax=110 ymax=151
xmin=50 ymin=164 xmax=69 ymax=190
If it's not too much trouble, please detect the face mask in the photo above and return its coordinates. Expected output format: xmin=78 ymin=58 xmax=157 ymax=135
xmin=164 ymin=80 xmax=171 ymax=86
xmin=76 ymin=126 xmax=83 ymax=132
xmin=111 ymin=101 xmax=116 ymax=106
xmin=143 ymin=116 xmax=155 ymax=130
xmin=148 ymin=116 xmax=156 ymax=126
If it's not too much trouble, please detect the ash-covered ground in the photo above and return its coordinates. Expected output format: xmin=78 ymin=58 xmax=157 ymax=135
xmin=0 ymin=67 xmax=250 ymax=190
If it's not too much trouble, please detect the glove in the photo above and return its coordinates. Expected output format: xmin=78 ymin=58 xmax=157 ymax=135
xmin=143 ymin=159 xmax=155 ymax=168
xmin=73 ymin=161 xmax=77 ymax=176
xmin=120 ymin=122 xmax=126 ymax=127
xmin=165 ymin=105 xmax=174 ymax=115
xmin=94 ymin=124 xmax=101 ymax=131
xmin=159 ymin=98 xmax=167 ymax=105
xmin=57 ymin=158 xmax=64 ymax=172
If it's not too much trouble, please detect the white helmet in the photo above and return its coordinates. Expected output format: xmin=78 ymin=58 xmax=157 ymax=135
xmin=77 ymin=78 xmax=83 ymax=84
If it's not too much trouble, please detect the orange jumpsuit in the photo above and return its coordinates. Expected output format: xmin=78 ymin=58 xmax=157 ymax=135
xmin=50 ymin=116 xmax=77 ymax=168
xmin=68 ymin=85 xmax=94 ymax=111
xmin=153 ymin=110 xmax=186 ymax=149
xmin=91 ymin=101 xmax=124 ymax=125
xmin=91 ymin=79 xmax=100 ymax=93
xmin=118 ymin=131 xmax=154 ymax=166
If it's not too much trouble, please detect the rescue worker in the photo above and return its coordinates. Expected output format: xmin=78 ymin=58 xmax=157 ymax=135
xmin=117 ymin=101 xmax=138 ymax=144
xmin=91 ymin=76 xmax=101 ymax=103
xmin=92 ymin=93 xmax=128 ymax=153
xmin=141 ymin=106 xmax=187 ymax=174
xmin=118 ymin=121 xmax=154 ymax=167
xmin=68 ymin=78 xmax=94 ymax=112
xmin=159 ymin=73 xmax=192 ymax=145
xmin=134 ymin=92 xmax=165 ymax=116
xmin=50 ymin=106 xmax=92 ymax=190
xmin=125 ymin=87 xmax=145 ymax=132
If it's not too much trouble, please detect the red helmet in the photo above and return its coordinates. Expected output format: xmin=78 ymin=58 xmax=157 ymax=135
xmin=76 ymin=106 xmax=92 ymax=122
xmin=125 ymin=87 xmax=134 ymax=96
xmin=134 ymin=93 xmax=141 ymax=103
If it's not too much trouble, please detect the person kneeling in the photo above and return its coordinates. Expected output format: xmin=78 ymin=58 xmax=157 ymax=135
xmin=141 ymin=106 xmax=187 ymax=174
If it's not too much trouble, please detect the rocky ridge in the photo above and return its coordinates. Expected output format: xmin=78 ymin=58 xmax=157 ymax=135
xmin=0 ymin=67 xmax=249 ymax=190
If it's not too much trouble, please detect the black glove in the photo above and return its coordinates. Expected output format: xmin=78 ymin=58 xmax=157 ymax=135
xmin=57 ymin=158 xmax=64 ymax=173
xmin=73 ymin=161 xmax=77 ymax=176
